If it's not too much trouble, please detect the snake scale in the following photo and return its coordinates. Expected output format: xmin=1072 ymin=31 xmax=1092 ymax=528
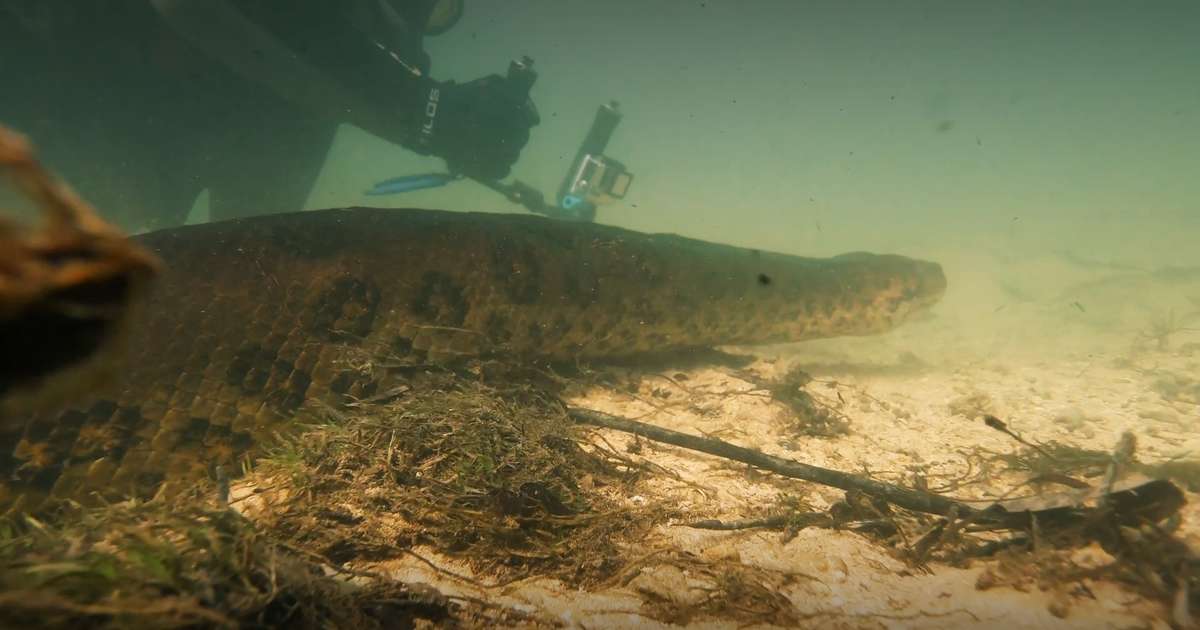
xmin=0 ymin=207 xmax=945 ymax=509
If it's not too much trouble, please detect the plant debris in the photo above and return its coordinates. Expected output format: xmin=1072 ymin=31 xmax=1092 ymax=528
xmin=737 ymin=365 xmax=852 ymax=437
xmin=249 ymin=373 xmax=665 ymax=586
xmin=0 ymin=499 xmax=460 ymax=630
xmin=628 ymin=551 xmax=815 ymax=627
xmin=989 ymin=436 xmax=1200 ymax=492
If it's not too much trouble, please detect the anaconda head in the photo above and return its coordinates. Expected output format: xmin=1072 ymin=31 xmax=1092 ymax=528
xmin=795 ymin=252 xmax=946 ymax=339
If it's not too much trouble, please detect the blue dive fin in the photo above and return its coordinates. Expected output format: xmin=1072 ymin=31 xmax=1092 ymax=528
xmin=365 ymin=173 xmax=457 ymax=196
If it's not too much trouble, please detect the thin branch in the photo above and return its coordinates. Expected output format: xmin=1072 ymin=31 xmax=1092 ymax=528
xmin=568 ymin=406 xmax=965 ymax=517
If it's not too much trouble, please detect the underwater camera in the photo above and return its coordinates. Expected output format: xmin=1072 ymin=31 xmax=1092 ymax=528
xmin=554 ymin=101 xmax=634 ymax=222
xmin=367 ymin=57 xmax=633 ymax=222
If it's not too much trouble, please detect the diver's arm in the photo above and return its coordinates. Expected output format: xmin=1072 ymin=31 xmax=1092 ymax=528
xmin=151 ymin=0 xmax=537 ymax=179
xmin=237 ymin=0 xmax=539 ymax=180
xmin=243 ymin=1 xmax=540 ymax=178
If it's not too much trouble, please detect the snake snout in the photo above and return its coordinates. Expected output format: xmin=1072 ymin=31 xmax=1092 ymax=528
xmin=858 ymin=257 xmax=947 ymax=331
xmin=910 ymin=260 xmax=947 ymax=306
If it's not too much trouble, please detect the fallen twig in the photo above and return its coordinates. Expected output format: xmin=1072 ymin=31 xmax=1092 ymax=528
xmin=567 ymin=406 xmax=1185 ymax=531
xmin=569 ymin=406 xmax=964 ymax=516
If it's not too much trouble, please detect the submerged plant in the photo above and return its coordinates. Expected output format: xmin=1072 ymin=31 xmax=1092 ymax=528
xmin=1137 ymin=309 xmax=1198 ymax=351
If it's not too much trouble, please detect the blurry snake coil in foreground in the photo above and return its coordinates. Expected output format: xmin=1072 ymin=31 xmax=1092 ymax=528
xmin=0 ymin=124 xmax=159 ymax=427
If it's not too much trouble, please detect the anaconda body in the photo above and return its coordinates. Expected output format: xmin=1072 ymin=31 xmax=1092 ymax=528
xmin=1 ymin=207 xmax=945 ymax=508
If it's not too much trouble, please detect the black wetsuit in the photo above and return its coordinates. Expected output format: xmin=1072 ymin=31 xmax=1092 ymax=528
xmin=0 ymin=1 xmax=433 ymax=231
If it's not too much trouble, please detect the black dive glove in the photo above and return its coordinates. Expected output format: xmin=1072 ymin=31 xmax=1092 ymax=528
xmin=414 ymin=74 xmax=540 ymax=181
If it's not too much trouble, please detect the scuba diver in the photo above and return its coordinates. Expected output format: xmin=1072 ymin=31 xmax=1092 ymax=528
xmin=0 ymin=0 xmax=537 ymax=231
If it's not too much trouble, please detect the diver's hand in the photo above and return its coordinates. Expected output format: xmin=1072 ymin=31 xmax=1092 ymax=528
xmin=418 ymin=75 xmax=539 ymax=181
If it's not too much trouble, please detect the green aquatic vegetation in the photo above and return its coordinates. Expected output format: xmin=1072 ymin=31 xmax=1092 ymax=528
xmin=0 ymin=501 xmax=453 ymax=630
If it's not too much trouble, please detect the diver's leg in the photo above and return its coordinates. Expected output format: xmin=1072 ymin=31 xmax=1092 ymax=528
xmin=206 ymin=104 xmax=338 ymax=221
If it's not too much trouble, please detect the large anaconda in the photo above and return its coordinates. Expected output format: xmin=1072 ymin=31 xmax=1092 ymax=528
xmin=1 ymin=207 xmax=945 ymax=508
